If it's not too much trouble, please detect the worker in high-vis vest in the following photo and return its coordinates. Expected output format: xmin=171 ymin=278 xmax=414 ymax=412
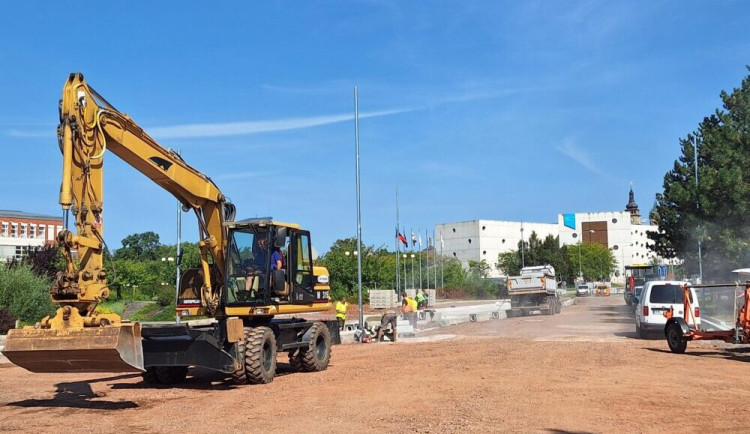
xmin=401 ymin=292 xmax=418 ymax=329
xmin=335 ymin=297 xmax=349 ymax=330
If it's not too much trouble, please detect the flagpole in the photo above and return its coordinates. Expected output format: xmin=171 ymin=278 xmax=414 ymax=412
xmin=410 ymin=228 xmax=415 ymax=290
xmin=418 ymin=229 xmax=423 ymax=290
xmin=402 ymin=226 xmax=407 ymax=292
xmin=425 ymin=229 xmax=430 ymax=291
xmin=433 ymin=229 xmax=438 ymax=290
xmin=440 ymin=231 xmax=444 ymax=289
xmin=353 ymin=86 xmax=364 ymax=330
xmin=395 ymin=188 xmax=400 ymax=302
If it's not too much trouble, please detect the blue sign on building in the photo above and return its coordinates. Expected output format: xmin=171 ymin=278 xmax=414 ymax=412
xmin=563 ymin=213 xmax=576 ymax=230
xmin=658 ymin=265 xmax=667 ymax=277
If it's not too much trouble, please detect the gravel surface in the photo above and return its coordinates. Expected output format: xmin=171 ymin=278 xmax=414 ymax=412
xmin=1 ymin=296 xmax=749 ymax=433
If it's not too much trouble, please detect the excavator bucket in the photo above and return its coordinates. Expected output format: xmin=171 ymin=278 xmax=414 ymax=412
xmin=2 ymin=323 xmax=144 ymax=373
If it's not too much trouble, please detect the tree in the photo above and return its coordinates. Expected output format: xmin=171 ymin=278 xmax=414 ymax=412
xmin=115 ymin=231 xmax=161 ymax=261
xmin=649 ymin=67 xmax=750 ymax=278
xmin=563 ymin=243 xmax=617 ymax=282
xmin=496 ymin=232 xmax=570 ymax=280
xmin=468 ymin=259 xmax=491 ymax=278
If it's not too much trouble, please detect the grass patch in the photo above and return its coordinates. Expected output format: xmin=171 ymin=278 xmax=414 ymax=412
xmin=148 ymin=305 xmax=176 ymax=322
xmin=129 ymin=303 xmax=159 ymax=321
xmin=96 ymin=300 xmax=126 ymax=316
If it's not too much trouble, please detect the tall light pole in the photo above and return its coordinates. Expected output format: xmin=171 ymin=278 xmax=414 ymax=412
xmin=520 ymin=222 xmax=525 ymax=268
xmin=577 ymin=241 xmax=583 ymax=280
xmin=410 ymin=253 xmax=415 ymax=289
xmin=402 ymin=254 xmax=408 ymax=291
xmin=693 ymin=135 xmax=703 ymax=283
xmin=354 ymin=87 xmax=364 ymax=329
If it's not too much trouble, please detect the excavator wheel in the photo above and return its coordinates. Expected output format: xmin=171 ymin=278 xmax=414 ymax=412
xmin=244 ymin=326 xmax=277 ymax=384
xmin=230 ymin=328 xmax=251 ymax=385
xmin=299 ymin=322 xmax=332 ymax=372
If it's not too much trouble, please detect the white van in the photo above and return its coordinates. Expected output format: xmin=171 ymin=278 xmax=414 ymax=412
xmin=634 ymin=281 xmax=700 ymax=338
xmin=576 ymin=282 xmax=593 ymax=297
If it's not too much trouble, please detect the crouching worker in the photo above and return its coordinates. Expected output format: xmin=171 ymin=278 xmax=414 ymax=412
xmin=401 ymin=292 xmax=418 ymax=329
xmin=375 ymin=311 xmax=398 ymax=342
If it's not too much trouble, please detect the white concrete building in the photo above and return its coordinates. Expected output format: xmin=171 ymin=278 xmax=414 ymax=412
xmin=436 ymin=220 xmax=559 ymax=278
xmin=435 ymin=187 xmax=665 ymax=281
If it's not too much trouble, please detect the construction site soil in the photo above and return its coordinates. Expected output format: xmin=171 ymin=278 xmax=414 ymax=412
xmin=1 ymin=296 xmax=749 ymax=433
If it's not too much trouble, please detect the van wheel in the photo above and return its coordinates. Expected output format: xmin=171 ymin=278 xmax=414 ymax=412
xmin=636 ymin=323 xmax=645 ymax=339
xmin=666 ymin=322 xmax=687 ymax=354
xmin=554 ymin=298 xmax=562 ymax=314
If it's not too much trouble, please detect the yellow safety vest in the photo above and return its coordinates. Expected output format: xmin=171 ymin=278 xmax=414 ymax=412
xmin=335 ymin=301 xmax=348 ymax=319
xmin=403 ymin=297 xmax=418 ymax=312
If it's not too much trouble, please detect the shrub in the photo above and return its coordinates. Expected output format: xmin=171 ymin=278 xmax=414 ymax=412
xmin=0 ymin=264 xmax=55 ymax=324
xmin=156 ymin=286 xmax=175 ymax=307
xmin=0 ymin=308 xmax=16 ymax=333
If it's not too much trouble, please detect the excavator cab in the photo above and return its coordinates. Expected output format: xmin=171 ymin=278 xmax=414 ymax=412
xmin=223 ymin=219 xmax=317 ymax=308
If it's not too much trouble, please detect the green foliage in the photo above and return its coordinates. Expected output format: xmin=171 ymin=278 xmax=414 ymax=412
xmin=156 ymin=286 xmax=175 ymax=306
xmin=468 ymin=259 xmax=491 ymax=278
xmin=23 ymin=245 xmax=65 ymax=279
xmin=496 ymin=232 xmax=616 ymax=282
xmin=0 ymin=264 xmax=55 ymax=324
xmin=650 ymin=67 xmax=750 ymax=278
xmin=96 ymin=300 xmax=125 ymax=316
xmin=115 ymin=231 xmax=161 ymax=261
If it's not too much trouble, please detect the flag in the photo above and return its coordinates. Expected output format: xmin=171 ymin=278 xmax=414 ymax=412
xmin=440 ymin=233 xmax=444 ymax=249
xmin=397 ymin=232 xmax=408 ymax=248
xmin=411 ymin=231 xmax=417 ymax=247
xmin=418 ymin=233 xmax=423 ymax=247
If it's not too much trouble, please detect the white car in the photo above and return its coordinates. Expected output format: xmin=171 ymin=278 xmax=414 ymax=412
xmin=634 ymin=281 xmax=700 ymax=338
xmin=576 ymin=283 xmax=592 ymax=296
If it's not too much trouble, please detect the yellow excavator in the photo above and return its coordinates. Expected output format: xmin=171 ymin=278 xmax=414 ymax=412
xmin=3 ymin=73 xmax=338 ymax=385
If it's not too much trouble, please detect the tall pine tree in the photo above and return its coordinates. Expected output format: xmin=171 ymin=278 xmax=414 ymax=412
xmin=649 ymin=67 xmax=750 ymax=279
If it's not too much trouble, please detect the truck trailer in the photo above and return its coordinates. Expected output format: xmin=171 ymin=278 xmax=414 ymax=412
xmin=506 ymin=265 xmax=562 ymax=317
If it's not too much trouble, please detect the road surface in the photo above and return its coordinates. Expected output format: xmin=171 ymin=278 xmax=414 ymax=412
xmin=1 ymin=296 xmax=749 ymax=433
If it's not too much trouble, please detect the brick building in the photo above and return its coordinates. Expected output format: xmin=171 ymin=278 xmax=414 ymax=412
xmin=0 ymin=210 xmax=63 ymax=261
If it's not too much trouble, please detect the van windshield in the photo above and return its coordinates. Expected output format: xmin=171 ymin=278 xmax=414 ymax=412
xmin=649 ymin=285 xmax=692 ymax=304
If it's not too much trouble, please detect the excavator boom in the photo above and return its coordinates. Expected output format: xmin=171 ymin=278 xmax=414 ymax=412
xmin=3 ymin=73 xmax=232 ymax=373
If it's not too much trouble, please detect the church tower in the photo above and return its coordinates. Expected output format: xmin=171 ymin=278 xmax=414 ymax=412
xmin=625 ymin=184 xmax=641 ymax=225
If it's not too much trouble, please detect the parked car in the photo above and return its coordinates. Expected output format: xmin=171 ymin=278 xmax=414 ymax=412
xmin=576 ymin=282 xmax=593 ymax=297
xmin=595 ymin=283 xmax=610 ymax=296
xmin=631 ymin=286 xmax=643 ymax=311
xmin=634 ymin=281 xmax=700 ymax=338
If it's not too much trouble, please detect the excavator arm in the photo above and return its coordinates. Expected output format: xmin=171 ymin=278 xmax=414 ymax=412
xmin=3 ymin=73 xmax=233 ymax=372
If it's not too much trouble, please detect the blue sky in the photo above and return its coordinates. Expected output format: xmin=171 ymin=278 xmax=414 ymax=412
xmin=1 ymin=1 xmax=748 ymax=253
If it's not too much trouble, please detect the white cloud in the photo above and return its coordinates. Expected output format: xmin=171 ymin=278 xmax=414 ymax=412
xmin=555 ymin=138 xmax=604 ymax=176
xmin=147 ymin=108 xmax=415 ymax=139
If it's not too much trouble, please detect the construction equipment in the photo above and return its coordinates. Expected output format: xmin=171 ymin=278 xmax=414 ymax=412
xmin=3 ymin=73 xmax=337 ymax=384
xmin=595 ymin=283 xmax=611 ymax=296
xmin=664 ymin=276 xmax=750 ymax=354
xmin=506 ymin=265 xmax=561 ymax=317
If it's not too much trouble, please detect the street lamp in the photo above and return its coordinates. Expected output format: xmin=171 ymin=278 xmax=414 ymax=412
xmin=161 ymin=257 xmax=175 ymax=262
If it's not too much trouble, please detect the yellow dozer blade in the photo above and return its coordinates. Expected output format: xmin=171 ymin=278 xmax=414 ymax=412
xmin=2 ymin=323 xmax=144 ymax=373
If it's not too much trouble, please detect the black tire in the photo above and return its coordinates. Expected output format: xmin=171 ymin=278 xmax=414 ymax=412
xmin=244 ymin=326 xmax=277 ymax=384
xmin=230 ymin=328 xmax=251 ymax=385
xmin=544 ymin=298 xmax=555 ymax=315
xmin=555 ymin=298 xmax=562 ymax=314
xmin=154 ymin=366 xmax=188 ymax=385
xmin=636 ymin=322 xmax=645 ymax=339
xmin=666 ymin=322 xmax=687 ymax=354
xmin=142 ymin=367 xmax=159 ymax=384
xmin=299 ymin=322 xmax=332 ymax=372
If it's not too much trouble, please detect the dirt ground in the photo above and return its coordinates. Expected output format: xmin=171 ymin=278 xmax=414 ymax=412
xmin=1 ymin=296 xmax=749 ymax=433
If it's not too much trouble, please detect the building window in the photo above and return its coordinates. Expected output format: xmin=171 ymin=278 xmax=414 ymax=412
xmin=11 ymin=223 xmax=18 ymax=237
xmin=572 ymin=233 xmax=578 ymax=239
xmin=468 ymin=239 xmax=472 ymax=244
xmin=483 ymin=250 xmax=486 ymax=255
xmin=482 ymin=225 xmax=486 ymax=230
xmin=613 ymin=245 xmax=619 ymax=250
xmin=502 ymin=239 xmax=505 ymax=243
xmin=38 ymin=226 xmax=45 ymax=239
xmin=612 ymin=218 xmax=618 ymax=224
xmin=452 ymin=252 xmax=456 ymax=257
xmin=20 ymin=224 xmax=27 ymax=238
xmin=29 ymin=224 xmax=36 ymax=239
xmin=1 ymin=222 xmax=7 ymax=237
xmin=452 ymin=228 xmax=456 ymax=233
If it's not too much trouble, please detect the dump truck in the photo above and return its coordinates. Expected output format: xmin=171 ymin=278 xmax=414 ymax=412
xmin=2 ymin=73 xmax=339 ymax=385
xmin=506 ymin=265 xmax=561 ymax=317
